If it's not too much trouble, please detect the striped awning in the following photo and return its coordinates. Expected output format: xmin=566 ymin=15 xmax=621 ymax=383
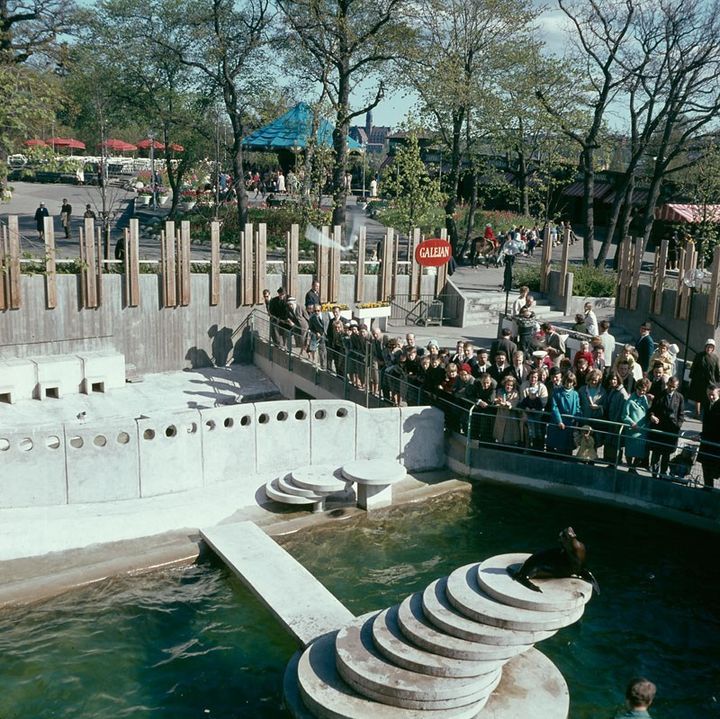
xmin=654 ymin=203 xmax=720 ymax=223
xmin=562 ymin=181 xmax=613 ymax=201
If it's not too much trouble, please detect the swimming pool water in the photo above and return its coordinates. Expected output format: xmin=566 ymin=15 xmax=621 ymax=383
xmin=1 ymin=483 xmax=718 ymax=718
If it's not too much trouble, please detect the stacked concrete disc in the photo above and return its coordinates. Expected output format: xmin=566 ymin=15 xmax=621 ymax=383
xmin=284 ymin=552 xmax=594 ymax=718
xmin=264 ymin=464 xmax=352 ymax=512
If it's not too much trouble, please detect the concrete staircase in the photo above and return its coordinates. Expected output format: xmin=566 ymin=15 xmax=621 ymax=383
xmin=460 ymin=289 xmax=565 ymax=326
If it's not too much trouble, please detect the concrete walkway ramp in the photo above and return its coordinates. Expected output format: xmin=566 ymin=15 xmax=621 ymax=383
xmin=200 ymin=521 xmax=354 ymax=646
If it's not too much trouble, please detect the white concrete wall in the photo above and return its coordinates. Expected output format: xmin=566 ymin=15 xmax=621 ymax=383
xmin=0 ymin=399 xmax=446 ymax=510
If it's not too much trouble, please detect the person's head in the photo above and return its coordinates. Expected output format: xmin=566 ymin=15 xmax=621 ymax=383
xmin=540 ymin=365 xmax=549 ymax=382
xmin=541 ymin=322 xmax=553 ymax=333
xmin=287 ymin=296 xmax=297 ymax=309
xmin=576 ymin=357 xmax=589 ymax=372
xmin=527 ymin=369 xmax=540 ymax=385
xmin=636 ymin=378 xmax=651 ymax=395
xmin=502 ymin=376 xmax=516 ymax=391
xmin=312 ymin=279 xmax=319 ymax=292
xmin=586 ymin=369 xmax=602 ymax=386
xmin=652 ymin=361 xmax=665 ymax=378
xmin=550 ymin=367 xmax=563 ymax=385
xmin=479 ymin=372 xmax=493 ymax=389
xmin=478 ymin=349 xmax=489 ymax=364
xmin=599 ymin=320 xmax=610 ymax=332
xmin=519 ymin=285 xmax=529 ymax=297
xmin=430 ymin=354 xmax=441 ymax=367
xmin=575 ymin=313 xmax=585 ymax=324
xmin=580 ymin=340 xmax=590 ymax=351
xmin=563 ymin=372 xmax=577 ymax=388
xmin=62 ymin=198 xmax=67 ymax=204
xmin=332 ymin=319 xmax=343 ymax=333
xmin=456 ymin=340 xmax=464 ymax=353
xmin=667 ymin=375 xmax=679 ymax=392
xmin=446 ymin=362 xmax=458 ymax=378
xmin=501 ymin=328 xmax=512 ymax=338
xmin=86 ymin=203 xmax=92 ymax=211
xmin=39 ymin=202 xmax=45 ymax=208
xmin=495 ymin=352 xmax=506 ymax=365
xmin=277 ymin=286 xmax=286 ymax=297
xmin=623 ymin=344 xmax=638 ymax=360
xmin=463 ymin=342 xmax=474 ymax=356
xmin=262 ymin=288 xmax=270 ymax=301
xmin=617 ymin=361 xmax=630 ymax=378
xmin=708 ymin=383 xmax=720 ymax=403
xmin=593 ymin=346 xmax=605 ymax=360
xmin=519 ymin=307 xmax=530 ymax=317
xmin=314 ymin=304 xmax=322 ymax=315
xmin=459 ymin=364 xmax=472 ymax=382
xmin=625 ymin=678 xmax=656 ymax=710
xmin=640 ymin=323 xmax=651 ymax=336
xmin=332 ymin=305 xmax=341 ymax=318
xmin=406 ymin=333 xmax=417 ymax=347
xmin=608 ymin=371 xmax=621 ymax=388
xmin=372 ymin=326 xmax=382 ymax=340
xmin=706 ymin=338 xmax=716 ymax=353
xmin=513 ymin=350 xmax=524 ymax=364
xmin=420 ymin=355 xmax=430 ymax=370
xmin=406 ymin=345 xmax=417 ymax=359
xmin=658 ymin=339 xmax=669 ymax=351
xmin=584 ymin=302 xmax=593 ymax=312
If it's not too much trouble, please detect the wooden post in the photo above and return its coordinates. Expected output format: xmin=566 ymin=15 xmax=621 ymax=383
xmin=0 ymin=223 xmax=7 ymax=310
xmin=82 ymin=217 xmax=98 ymax=309
xmin=95 ymin=224 xmax=103 ymax=307
xmin=379 ymin=227 xmax=394 ymax=301
xmin=329 ymin=225 xmax=342 ymax=304
xmin=254 ymin=222 xmax=267 ymax=305
xmin=391 ymin=227 xmax=402 ymax=298
xmin=674 ymin=247 xmax=686 ymax=318
xmin=435 ymin=227 xmax=449 ymax=297
xmin=162 ymin=220 xmax=177 ymax=308
xmin=409 ymin=228 xmax=422 ymax=301
xmin=540 ymin=222 xmax=553 ymax=292
xmin=355 ymin=224 xmax=366 ymax=303
xmin=286 ymin=224 xmax=299 ymax=300
xmin=210 ymin=221 xmax=220 ymax=306
xmin=706 ymin=246 xmax=720 ymax=325
xmin=7 ymin=216 xmax=21 ymax=309
xmin=126 ymin=219 xmax=140 ymax=307
xmin=43 ymin=215 xmax=57 ymax=309
xmin=242 ymin=222 xmax=254 ymax=305
xmin=559 ymin=224 xmax=570 ymax=297
xmin=179 ymin=221 xmax=191 ymax=306
xmin=616 ymin=237 xmax=631 ymax=309
xmin=629 ymin=237 xmax=643 ymax=310
xmin=316 ymin=226 xmax=330 ymax=302
xmin=651 ymin=239 xmax=668 ymax=315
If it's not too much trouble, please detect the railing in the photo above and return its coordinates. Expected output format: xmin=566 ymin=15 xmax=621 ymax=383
xmin=245 ymin=311 xmax=718 ymax=492
xmin=389 ymin=294 xmax=458 ymax=326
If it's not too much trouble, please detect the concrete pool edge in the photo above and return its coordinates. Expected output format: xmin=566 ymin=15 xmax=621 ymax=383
xmin=0 ymin=472 xmax=470 ymax=608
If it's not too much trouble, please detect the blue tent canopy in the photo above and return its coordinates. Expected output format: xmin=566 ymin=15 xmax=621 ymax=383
xmin=243 ymin=102 xmax=363 ymax=152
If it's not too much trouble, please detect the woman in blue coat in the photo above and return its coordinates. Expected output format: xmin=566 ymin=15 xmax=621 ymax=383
xmin=622 ymin=378 xmax=651 ymax=472
xmin=546 ymin=372 xmax=581 ymax=455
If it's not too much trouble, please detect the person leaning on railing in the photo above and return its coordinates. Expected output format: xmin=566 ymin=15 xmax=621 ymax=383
xmin=493 ymin=375 xmax=522 ymax=446
xmin=518 ymin=369 xmax=548 ymax=450
xmin=546 ymin=372 xmax=581 ymax=456
xmin=602 ymin=372 xmax=630 ymax=464
xmin=622 ymin=378 xmax=652 ymax=473
xmin=647 ymin=375 xmax=684 ymax=478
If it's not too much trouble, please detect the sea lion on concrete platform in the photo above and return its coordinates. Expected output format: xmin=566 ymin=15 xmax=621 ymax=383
xmin=508 ymin=527 xmax=600 ymax=595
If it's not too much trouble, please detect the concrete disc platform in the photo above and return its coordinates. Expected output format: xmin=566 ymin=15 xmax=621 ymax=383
xmin=341 ymin=460 xmax=406 ymax=485
xmin=291 ymin=465 xmax=349 ymax=494
xmin=335 ymin=613 xmax=499 ymax=709
xmin=398 ymin=592 xmax=530 ymax=662
xmin=372 ymin=604 xmax=504 ymax=677
xmin=278 ymin=473 xmax=329 ymax=499
xmin=265 ymin=477 xmax=323 ymax=505
xmin=446 ymin=564 xmax=584 ymax=632
xmin=284 ymin=634 xmax=569 ymax=719
xmin=476 ymin=554 xmax=592 ymax=613
xmin=422 ymin=579 xmax=557 ymax=646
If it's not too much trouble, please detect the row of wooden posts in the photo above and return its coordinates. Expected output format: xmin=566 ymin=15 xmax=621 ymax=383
xmin=0 ymin=216 xmax=449 ymax=311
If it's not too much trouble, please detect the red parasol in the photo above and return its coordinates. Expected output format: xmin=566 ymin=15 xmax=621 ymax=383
xmin=136 ymin=138 xmax=165 ymax=150
xmin=100 ymin=138 xmax=137 ymax=152
xmin=167 ymin=143 xmax=184 ymax=152
xmin=23 ymin=138 xmax=48 ymax=147
xmin=47 ymin=137 xmax=86 ymax=150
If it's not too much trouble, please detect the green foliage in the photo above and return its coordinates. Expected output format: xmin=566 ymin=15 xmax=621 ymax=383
xmin=379 ymin=134 xmax=446 ymax=235
xmin=512 ymin=263 xmax=617 ymax=297
xmin=458 ymin=208 xmax=538 ymax=236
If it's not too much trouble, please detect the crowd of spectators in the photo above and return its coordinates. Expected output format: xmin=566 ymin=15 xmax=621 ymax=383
xmin=262 ymin=282 xmax=720 ymax=490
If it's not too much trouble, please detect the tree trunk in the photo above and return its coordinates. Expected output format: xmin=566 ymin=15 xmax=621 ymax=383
xmin=641 ymin=171 xmax=663 ymax=248
xmin=580 ymin=146 xmax=595 ymax=265
xmin=596 ymin=173 xmax=631 ymax=268
xmin=459 ymin=168 xmax=478 ymax=260
xmin=331 ymin=67 xmax=351 ymax=230
xmin=445 ymin=108 xmax=464 ymax=258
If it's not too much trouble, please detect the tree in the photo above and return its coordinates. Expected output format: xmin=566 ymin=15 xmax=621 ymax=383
xmin=399 ymin=0 xmax=537 ymax=258
xmin=537 ymin=0 xmax=636 ymax=265
xmin=380 ymin=133 xmax=445 ymax=235
xmin=1 ymin=0 xmax=73 ymax=64
xmin=277 ymin=0 xmax=405 ymax=229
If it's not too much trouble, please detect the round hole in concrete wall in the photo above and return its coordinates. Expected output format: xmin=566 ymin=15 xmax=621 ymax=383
xmin=205 ymin=420 xmax=216 ymax=431
xmin=336 ymin=408 xmax=348 ymax=418
xmin=277 ymin=411 xmax=288 ymax=422
xmin=70 ymin=436 xmax=84 ymax=449
xmin=315 ymin=409 xmax=327 ymax=420
xmin=294 ymin=410 xmax=306 ymax=421
xmin=19 ymin=438 xmax=33 ymax=451
xmin=0 ymin=438 xmax=9 ymax=451
xmin=117 ymin=432 xmax=130 ymax=445
xmin=46 ymin=435 xmax=61 ymax=450
xmin=143 ymin=429 xmax=156 ymax=441
xmin=188 ymin=422 xmax=198 ymax=434
xmin=93 ymin=435 xmax=107 ymax=447
xmin=224 ymin=417 xmax=234 ymax=429
xmin=240 ymin=415 xmax=251 ymax=427
xmin=165 ymin=425 xmax=177 ymax=438
xmin=258 ymin=413 xmax=269 ymax=424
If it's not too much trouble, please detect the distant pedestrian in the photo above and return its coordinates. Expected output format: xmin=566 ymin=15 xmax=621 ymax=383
xmin=34 ymin=202 xmax=49 ymax=240
xmin=83 ymin=204 xmax=96 ymax=220
xmin=60 ymin=198 xmax=72 ymax=238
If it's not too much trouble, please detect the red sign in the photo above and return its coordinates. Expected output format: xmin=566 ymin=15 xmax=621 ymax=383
xmin=415 ymin=238 xmax=452 ymax=267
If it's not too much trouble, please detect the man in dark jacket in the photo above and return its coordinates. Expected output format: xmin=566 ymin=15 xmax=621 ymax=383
xmin=267 ymin=287 xmax=288 ymax=344
xmin=636 ymin=324 xmax=655 ymax=375
xmin=699 ymin=383 xmax=720 ymax=489
xmin=490 ymin=328 xmax=517 ymax=362
xmin=647 ymin=376 xmax=684 ymax=477
xmin=34 ymin=202 xmax=49 ymax=240
xmin=688 ymin=338 xmax=720 ymax=417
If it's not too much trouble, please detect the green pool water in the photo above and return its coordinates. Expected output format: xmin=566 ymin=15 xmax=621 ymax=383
xmin=1 ymin=483 xmax=718 ymax=719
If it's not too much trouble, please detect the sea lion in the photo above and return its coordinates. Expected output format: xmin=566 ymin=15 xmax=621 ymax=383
xmin=508 ymin=527 xmax=600 ymax=595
